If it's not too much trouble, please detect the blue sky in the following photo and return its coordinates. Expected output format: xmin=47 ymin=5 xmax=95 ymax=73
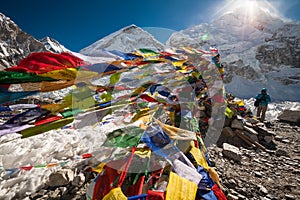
xmin=1 ymin=0 xmax=299 ymax=52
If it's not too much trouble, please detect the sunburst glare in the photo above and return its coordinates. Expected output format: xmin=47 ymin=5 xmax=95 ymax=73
xmin=210 ymin=0 xmax=285 ymax=22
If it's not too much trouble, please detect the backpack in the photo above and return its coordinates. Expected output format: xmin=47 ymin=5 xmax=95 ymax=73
xmin=254 ymin=99 xmax=260 ymax=107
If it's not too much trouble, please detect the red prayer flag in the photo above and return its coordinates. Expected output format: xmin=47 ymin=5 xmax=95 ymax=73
xmin=125 ymin=175 xmax=145 ymax=197
xmin=82 ymin=153 xmax=93 ymax=159
xmin=140 ymin=94 xmax=158 ymax=103
xmin=20 ymin=166 xmax=33 ymax=171
xmin=34 ymin=116 xmax=62 ymax=126
xmin=212 ymin=184 xmax=227 ymax=200
xmin=6 ymin=52 xmax=88 ymax=74
xmin=147 ymin=190 xmax=165 ymax=200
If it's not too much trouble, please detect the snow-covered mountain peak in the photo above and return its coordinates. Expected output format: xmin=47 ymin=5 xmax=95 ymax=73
xmin=208 ymin=0 xmax=288 ymax=36
xmin=39 ymin=36 xmax=70 ymax=53
xmin=167 ymin=6 xmax=300 ymax=101
xmin=79 ymin=24 xmax=165 ymax=56
xmin=212 ymin=4 xmax=284 ymax=34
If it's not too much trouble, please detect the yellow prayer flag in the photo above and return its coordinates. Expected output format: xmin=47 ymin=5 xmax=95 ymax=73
xmin=39 ymin=68 xmax=78 ymax=80
xmin=172 ymin=60 xmax=186 ymax=67
xmin=208 ymin=167 xmax=221 ymax=187
xmin=130 ymin=107 xmax=157 ymax=123
xmin=234 ymin=99 xmax=244 ymax=107
xmin=134 ymin=148 xmax=151 ymax=159
xmin=40 ymin=80 xmax=75 ymax=92
xmin=155 ymin=119 xmax=196 ymax=141
xmin=189 ymin=146 xmax=209 ymax=170
xmin=92 ymin=163 xmax=105 ymax=173
xmin=166 ymin=172 xmax=197 ymax=200
xmin=102 ymin=187 xmax=127 ymax=200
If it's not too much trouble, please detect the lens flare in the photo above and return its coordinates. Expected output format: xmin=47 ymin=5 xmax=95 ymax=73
xmin=211 ymin=0 xmax=284 ymax=22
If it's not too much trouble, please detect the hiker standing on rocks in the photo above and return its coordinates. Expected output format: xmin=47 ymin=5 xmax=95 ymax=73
xmin=255 ymin=88 xmax=271 ymax=122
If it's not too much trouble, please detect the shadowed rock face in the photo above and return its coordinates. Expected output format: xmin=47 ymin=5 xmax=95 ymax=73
xmin=0 ymin=12 xmax=46 ymax=70
xmin=256 ymin=23 xmax=300 ymax=71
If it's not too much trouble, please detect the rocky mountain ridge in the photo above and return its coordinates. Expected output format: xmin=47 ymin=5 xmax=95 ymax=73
xmin=0 ymin=13 xmax=46 ymax=70
xmin=0 ymin=13 xmax=69 ymax=71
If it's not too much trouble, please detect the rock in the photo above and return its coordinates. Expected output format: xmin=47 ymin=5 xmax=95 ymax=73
xmin=258 ymin=184 xmax=268 ymax=195
xmin=277 ymin=110 xmax=300 ymax=123
xmin=61 ymin=187 xmax=68 ymax=196
xmin=244 ymin=131 xmax=259 ymax=143
xmin=72 ymin=173 xmax=86 ymax=187
xmin=0 ymin=13 xmax=47 ymax=70
xmin=266 ymin=194 xmax=279 ymax=200
xmin=226 ymin=178 xmax=237 ymax=188
xmin=237 ymin=194 xmax=247 ymax=200
xmin=274 ymin=135 xmax=283 ymax=141
xmin=237 ymin=188 xmax=248 ymax=197
xmin=217 ymin=127 xmax=236 ymax=146
xmin=246 ymin=118 xmax=260 ymax=124
xmin=285 ymin=194 xmax=296 ymax=200
xmin=231 ymin=119 xmax=244 ymax=130
xmin=254 ymin=171 xmax=263 ymax=178
xmin=222 ymin=143 xmax=242 ymax=162
xmin=227 ymin=194 xmax=239 ymax=200
xmin=282 ymin=139 xmax=290 ymax=143
xmin=49 ymin=188 xmax=61 ymax=198
xmin=275 ymin=149 xmax=288 ymax=157
xmin=264 ymin=136 xmax=273 ymax=143
xmin=230 ymin=135 xmax=245 ymax=147
xmin=222 ymin=127 xmax=235 ymax=138
xmin=48 ymin=169 xmax=74 ymax=187
xmin=30 ymin=189 xmax=47 ymax=199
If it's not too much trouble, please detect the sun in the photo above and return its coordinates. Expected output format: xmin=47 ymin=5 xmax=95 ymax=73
xmin=243 ymin=0 xmax=257 ymax=20
xmin=226 ymin=0 xmax=261 ymax=21
xmin=210 ymin=0 xmax=283 ymax=22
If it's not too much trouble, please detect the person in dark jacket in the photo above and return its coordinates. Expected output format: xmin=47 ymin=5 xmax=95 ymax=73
xmin=255 ymin=88 xmax=271 ymax=122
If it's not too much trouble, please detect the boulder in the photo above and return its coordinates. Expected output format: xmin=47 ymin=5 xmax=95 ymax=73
xmin=72 ymin=173 xmax=86 ymax=187
xmin=244 ymin=131 xmax=259 ymax=143
xmin=231 ymin=119 xmax=244 ymax=130
xmin=277 ymin=110 xmax=300 ymax=123
xmin=222 ymin=127 xmax=235 ymax=138
xmin=48 ymin=169 xmax=74 ymax=187
xmin=264 ymin=136 xmax=273 ymax=143
xmin=275 ymin=149 xmax=289 ymax=157
xmin=222 ymin=143 xmax=242 ymax=162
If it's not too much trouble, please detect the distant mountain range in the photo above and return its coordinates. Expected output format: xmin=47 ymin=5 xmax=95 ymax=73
xmin=0 ymin=7 xmax=299 ymax=101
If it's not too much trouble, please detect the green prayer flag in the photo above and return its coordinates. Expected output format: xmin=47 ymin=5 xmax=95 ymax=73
xmin=225 ymin=107 xmax=234 ymax=118
xmin=138 ymin=49 xmax=158 ymax=54
xmin=103 ymin=126 xmax=144 ymax=148
xmin=0 ymin=71 xmax=56 ymax=84
xmin=60 ymin=109 xmax=83 ymax=118
xmin=110 ymin=72 xmax=121 ymax=85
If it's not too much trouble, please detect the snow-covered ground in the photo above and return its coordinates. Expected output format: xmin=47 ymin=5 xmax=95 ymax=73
xmin=0 ymin=100 xmax=299 ymax=199
xmin=244 ymin=98 xmax=300 ymax=121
